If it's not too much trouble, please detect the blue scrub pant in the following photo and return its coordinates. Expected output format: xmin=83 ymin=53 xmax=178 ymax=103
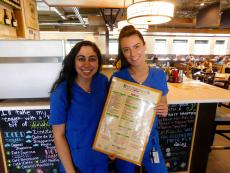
xmin=142 ymin=149 xmax=168 ymax=173
xmin=59 ymin=164 xmax=107 ymax=173
xmin=115 ymin=149 xmax=167 ymax=173
xmin=76 ymin=164 xmax=108 ymax=173
xmin=115 ymin=134 xmax=167 ymax=173
xmin=59 ymin=147 xmax=108 ymax=173
xmin=115 ymin=159 xmax=134 ymax=173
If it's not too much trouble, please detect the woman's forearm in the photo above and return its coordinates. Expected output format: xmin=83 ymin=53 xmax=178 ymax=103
xmin=156 ymin=96 xmax=168 ymax=117
xmin=52 ymin=125 xmax=76 ymax=173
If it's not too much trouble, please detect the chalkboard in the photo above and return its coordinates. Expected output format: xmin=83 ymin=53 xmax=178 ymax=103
xmin=158 ymin=103 xmax=197 ymax=172
xmin=0 ymin=107 xmax=59 ymax=173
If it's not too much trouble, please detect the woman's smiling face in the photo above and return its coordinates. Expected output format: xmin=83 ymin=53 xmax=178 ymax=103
xmin=120 ymin=34 xmax=146 ymax=67
xmin=75 ymin=45 xmax=99 ymax=82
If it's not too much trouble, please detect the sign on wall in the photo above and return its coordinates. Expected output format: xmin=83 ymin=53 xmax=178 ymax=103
xmin=0 ymin=107 xmax=59 ymax=173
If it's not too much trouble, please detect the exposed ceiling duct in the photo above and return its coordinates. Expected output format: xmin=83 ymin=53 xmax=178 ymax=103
xmin=37 ymin=0 xmax=88 ymax=28
xmin=37 ymin=0 xmax=230 ymax=33
xmin=72 ymin=7 xmax=87 ymax=27
xmin=39 ymin=21 xmax=88 ymax=26
xmin=52 ymin=7 xmax=67 ymax=20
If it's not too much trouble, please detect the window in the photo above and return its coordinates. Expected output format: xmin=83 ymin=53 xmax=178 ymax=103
xmin=66 ymin=39 xmax=83 ymax=54
xmin=172 ymin=39 xmax=188 ymax=54
xmin=214 ymin=40 xmax=226 ymax=55
xmin=154 ymin=39 xmax=167 ymax=54
xmin=109 ymin=39 xmax=118 ymax=54
xmin=193 ymin=40 xmax=209 ymax=55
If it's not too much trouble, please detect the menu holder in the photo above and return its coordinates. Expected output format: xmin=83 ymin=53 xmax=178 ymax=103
xmin=93 ymin=77 xmax=162 ymax=165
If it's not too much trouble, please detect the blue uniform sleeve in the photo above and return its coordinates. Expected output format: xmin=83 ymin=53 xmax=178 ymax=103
xmin=161 ymin=70 xmax=169 ymax=96
xmin=96 ymin=73 xmax=109 ymax=93
xmin=49 ymin=83 xmax=68 ymax=125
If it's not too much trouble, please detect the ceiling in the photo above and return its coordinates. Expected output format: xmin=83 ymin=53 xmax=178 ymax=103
xmin=36 ymin=0 xmax=230 ymax=34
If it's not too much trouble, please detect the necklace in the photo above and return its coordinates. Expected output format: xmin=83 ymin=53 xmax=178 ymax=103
xmin=129 ymin=65 xmax=149 ymax=85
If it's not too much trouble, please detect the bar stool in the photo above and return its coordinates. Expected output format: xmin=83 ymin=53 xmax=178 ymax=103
xmin=211 ymin=105 xmax=230 ymax=150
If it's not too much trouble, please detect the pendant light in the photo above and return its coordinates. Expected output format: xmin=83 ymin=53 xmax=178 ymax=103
xmin=117 ymin=0 xmax=149 ymax=32
xmin=127 ymin=0 xmax=175 ymax=25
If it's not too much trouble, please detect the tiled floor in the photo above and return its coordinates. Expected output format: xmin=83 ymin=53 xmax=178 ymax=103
xmin=206 ymin=127 xmax=230 ymax=173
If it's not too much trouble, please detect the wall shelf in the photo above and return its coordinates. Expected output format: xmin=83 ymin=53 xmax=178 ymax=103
xmin=0 ymin=0 xmax=39 ymax=39
xmin=0 ymin=0 xmax=21 ymax=10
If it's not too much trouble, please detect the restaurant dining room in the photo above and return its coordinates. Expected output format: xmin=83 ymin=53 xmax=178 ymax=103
xmin=0 ymin=0 xmax=230 ymax=173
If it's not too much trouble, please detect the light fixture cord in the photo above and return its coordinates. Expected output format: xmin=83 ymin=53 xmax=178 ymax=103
xmin=123 ymin=0 xmax=126 ymax=19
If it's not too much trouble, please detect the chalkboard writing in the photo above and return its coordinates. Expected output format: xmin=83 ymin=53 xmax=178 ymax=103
xmin=0 ymin=107 xmax=59 ymax=173
xmin=158 ymin=103 xmax=197 ymax=172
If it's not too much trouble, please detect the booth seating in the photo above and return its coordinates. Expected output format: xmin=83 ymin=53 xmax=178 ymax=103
xmin=202 ymin=72 xmax=216 ymax=84
xmin=192 ymin=71 xmax=215 ymax=85
xmin=211 ymin=105 xmax=230 ymax=150
xmin=213 ymin=73 xmax=230 ymax=100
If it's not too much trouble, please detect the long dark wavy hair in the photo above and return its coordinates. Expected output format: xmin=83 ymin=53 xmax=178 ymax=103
xmin=118 ymin=25 xmax=145 ymax=70
xmin=50 ymin=40 xmax=102 ymax=105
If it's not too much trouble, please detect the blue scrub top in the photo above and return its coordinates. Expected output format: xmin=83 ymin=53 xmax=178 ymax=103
xmin=111 ymin=67 xmax=169 ymax=154
xmin=49 ymin=73 xmax=108 ymax=170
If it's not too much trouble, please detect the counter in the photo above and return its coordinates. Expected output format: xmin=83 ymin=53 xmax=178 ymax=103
xmin=101 ymin=65 xmax=117 ymax=79
xmin=161 ymin=78 xmax=230 ymax=173
xmin=0 ymin=78 xmax=230 ymax=173
xmin=168 ymin=78 xmax=230 ymax=104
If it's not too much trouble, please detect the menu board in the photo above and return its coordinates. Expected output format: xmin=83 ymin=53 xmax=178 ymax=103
xmin=93 ymin=77 xmax=162 ymax=165
xmin=158 ymin=103 xmax=197 ymax=172
xmin=0 ymin=107 xmax=59 ymax=173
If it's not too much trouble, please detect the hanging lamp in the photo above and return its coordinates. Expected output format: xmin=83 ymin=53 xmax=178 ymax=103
xmin=127 ymin=0 xmax=175 ymax=25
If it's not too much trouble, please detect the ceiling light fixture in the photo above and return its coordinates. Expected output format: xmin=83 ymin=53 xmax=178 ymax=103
xmin=127 ymin=0 xmax=175 ymax=25
xmin=52 ymin=7 xmax=67 ymax=20
xmin=72 ymin=7 xmax=87 ymax=27
xmin=117 ymin=20 xmax=148 ymax=32
xmin=200 ymin=3 xmax=205 ymax=6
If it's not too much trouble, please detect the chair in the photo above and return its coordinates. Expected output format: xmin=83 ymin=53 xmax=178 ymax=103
xmin=211 ymin=105 xmax=230 ymax=150
xmin=212 ymin=63 xmax=223 ymax=73
xmin=202 ymin=72 xmax=215 ymax=84
xmin=213 ymin=73 xmax=230 ymax=109
xmin=213 ymin=74 xmax=230 ymax=90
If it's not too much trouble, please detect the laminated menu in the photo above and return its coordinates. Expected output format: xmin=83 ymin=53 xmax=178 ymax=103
xmin=93 ymin=77 xmax=162 ymax=165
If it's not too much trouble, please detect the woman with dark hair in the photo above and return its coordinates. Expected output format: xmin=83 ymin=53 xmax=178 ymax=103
xmin=49 ymin=40 xmax=108 ymax=173
xmin=111 ymin=25 xmax=168 ymax=173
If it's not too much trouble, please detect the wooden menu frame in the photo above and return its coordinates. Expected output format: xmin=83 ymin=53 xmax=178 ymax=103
xmin=93 ymin=77 xmax=162 ymax=165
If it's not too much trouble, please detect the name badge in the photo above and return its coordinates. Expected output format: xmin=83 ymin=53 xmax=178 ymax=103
xmin=150 ymin=148 xmax=160 ymax=164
